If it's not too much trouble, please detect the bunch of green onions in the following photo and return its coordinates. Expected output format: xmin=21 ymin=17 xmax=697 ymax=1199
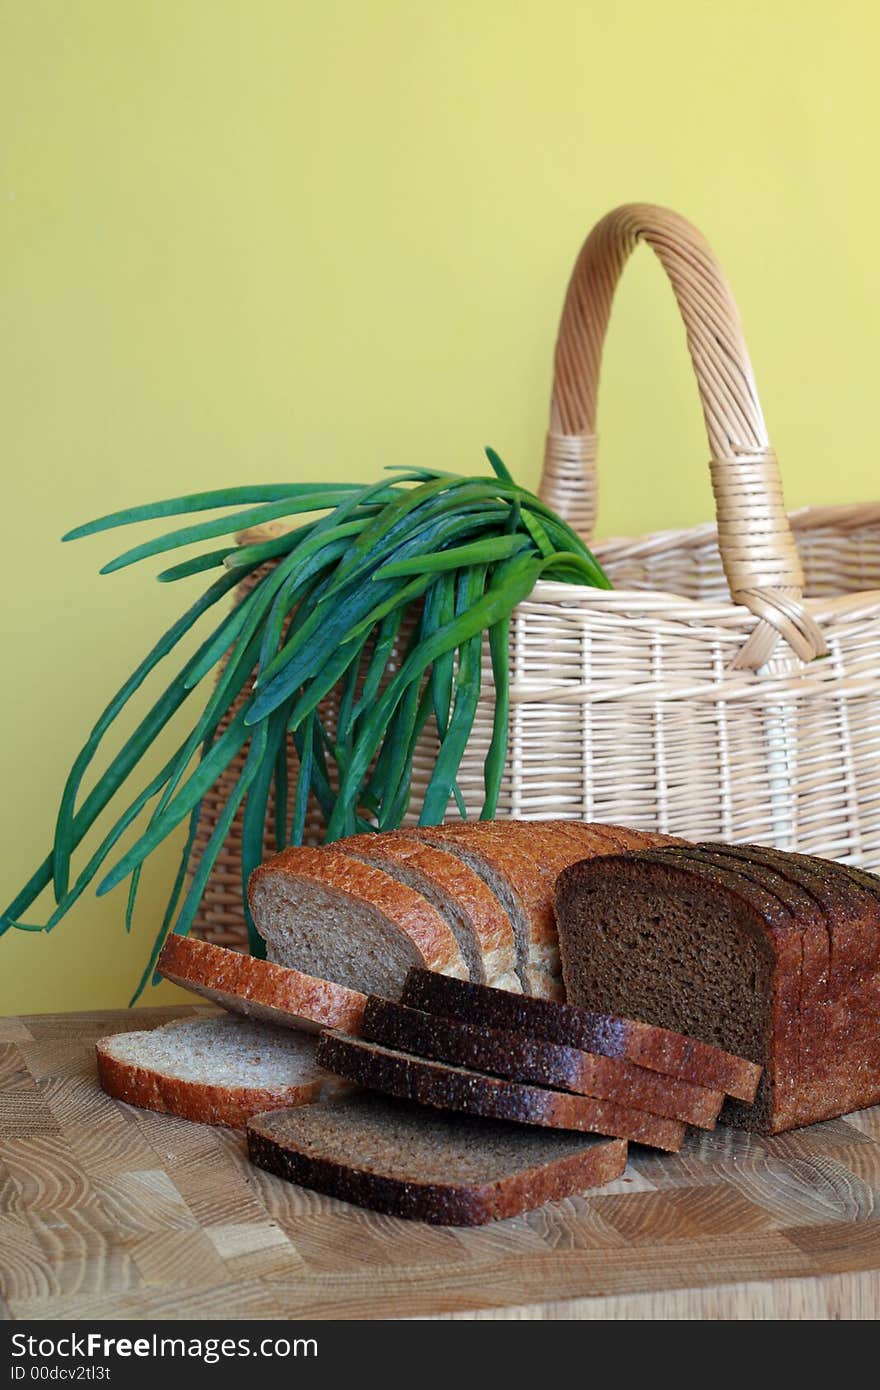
xmin=2 ymin=451 xmax=608 ymax=998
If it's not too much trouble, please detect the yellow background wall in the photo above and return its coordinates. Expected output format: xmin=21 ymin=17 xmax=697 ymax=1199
xmin=2 ymin=0 xmax=878 ymax=1013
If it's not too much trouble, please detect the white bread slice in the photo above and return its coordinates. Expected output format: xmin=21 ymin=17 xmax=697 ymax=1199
xmin=247 ymin=846 xmax=468 ymax=995
xmin=157 ymin=934 xmax=366 ymax=1033
xmin=96 ymin=1014 xmax=334 ymax=1128
xmin=334 ymin=832 xmax=520 ymax=992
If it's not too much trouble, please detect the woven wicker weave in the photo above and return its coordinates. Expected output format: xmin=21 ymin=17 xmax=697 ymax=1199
xmin=189 ymin=203 xmax=880 ymax=949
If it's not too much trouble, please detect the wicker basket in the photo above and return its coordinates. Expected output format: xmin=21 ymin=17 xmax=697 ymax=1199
xmin=190 ymin=202 xmax=880 ymax=949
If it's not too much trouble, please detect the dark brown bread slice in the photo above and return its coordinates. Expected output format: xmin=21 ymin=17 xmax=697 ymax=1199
xmin=705 ymin=845 xmax=880 ymax=1022
xmin=361 ymin=996 xmax=724 ymax=1127
xmin=695 ymin=843 xmax=830 ymax=1018
xmin=157 ymin=935 xmax=367 ymax=1034
xmin=317 ymin=1030 xmax=686 ymax=1150
xmin=693 ymin=843 xmax=833 ymax=1097
xmin=402 ymin=969 xmax=761 ymax=1104
xmin=246 ymin=1094 xmax=627 ymax=1226
xmin=830 ymin=858 xmax=880 ymax=906
xmin=755 ymin=849 xmax=880 ymax=990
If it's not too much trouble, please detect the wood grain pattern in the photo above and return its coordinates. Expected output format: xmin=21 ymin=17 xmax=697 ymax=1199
xmin=1 ymin=1006 xmax=880 ymax=1320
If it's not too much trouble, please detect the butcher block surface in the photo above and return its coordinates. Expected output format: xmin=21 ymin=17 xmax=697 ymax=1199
xmin=1 ymin=1005 xmax=879 ymax=1321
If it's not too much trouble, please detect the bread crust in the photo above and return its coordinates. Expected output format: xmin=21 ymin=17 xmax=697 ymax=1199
xmin=400 ymin=826 xmax=554 ymax=993
xmin=402 ymin=968 xmax=762 ymax=1103
xmin=400 ymin=821 xmax=677 ymax=1000
xmin=248 ymin=845 xmax=468 ymax=980
xmin=532 ymin=821 xmax=680 ymax=855
xmin=733 ymin=845 xmax=880 ymax=1125
xmin=694 ymin=844 xmax=833 ymax=1110
xmin=157 ymin=935 xmax=367 ymax=1034
xmin=316 ymin=1030 xmax=686 ymax=1150
xmin=96 ymin=1043 xmax=325 ymax=1129
xmin=361 ymin=996 xmax=724 ymax=1127
xmin=247 ymin=1104 xmax=627 ymax=1226
xmin=334 ymin=833 xmax=518 ymax=989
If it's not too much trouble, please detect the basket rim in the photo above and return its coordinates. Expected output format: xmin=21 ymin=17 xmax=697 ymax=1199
xmin=595 ymin=500 xmax=880 ymax=560
xmin=524 ymin=580 xmax=880 ymax=628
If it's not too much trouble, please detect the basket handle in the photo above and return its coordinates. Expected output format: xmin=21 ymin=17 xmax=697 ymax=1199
xmin=539 ymin=203 xmax=826 ymax=669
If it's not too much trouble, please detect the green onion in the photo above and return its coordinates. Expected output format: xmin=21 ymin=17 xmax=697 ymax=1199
xmin=3 ymin=451 xmax=609 ymax=998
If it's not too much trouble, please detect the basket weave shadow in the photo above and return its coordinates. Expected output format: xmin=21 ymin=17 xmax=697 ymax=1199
xmin=188 ymin=203 xmax=880 ymax=949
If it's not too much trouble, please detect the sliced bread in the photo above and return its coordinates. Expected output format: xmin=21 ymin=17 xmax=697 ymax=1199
xmin=247 ymin=1094 xmax=628 ymax=1225
xmin=402 ymin=968 xmax=761 ymax=1103
xmin=399 ymin=825 xmax=554 ymax=996
xmin=400 ymin=820 xmax=679 ymax=999
xmin=620 ymin=846 xmax=813 ymax=1130
xmin=316 ymin=1030 xmax=686 ymax=1150
xmin=681 ymin=843 xmax=833 ymax=1114
xmin=157 ymin=935 xmax=367 ymax=1034
xmin=334 ymin=832 xmax=519 ymax=990
xmin=96 ymin=1014 xmax=333 ymax=1128
xmin=703 ymin=843 xmax=880 ymax=1119
xmin=361 ymin=996 xmax=724 ymax=1127
xmin=247 ymin=846 xmax=468 ymax=995
xmin=552 ymin=845 xmax=879 ymax=1133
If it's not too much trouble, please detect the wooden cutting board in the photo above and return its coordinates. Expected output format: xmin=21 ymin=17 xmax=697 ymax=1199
xmin=1 ymin=1005 xmax=879 ymax=1320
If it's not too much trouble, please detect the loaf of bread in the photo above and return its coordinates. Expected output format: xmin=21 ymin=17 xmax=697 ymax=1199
xmin=554 ymin=843 xmax=880 ymax=1134
xmin=400 ymin=820 xmax=676 ymax=998
xmin=247 ymin=1094 xmax=628 ymax=1225
xmin=248 ymin=820 xmax=679 ymax=999
xmin=335 ymin=832 xmax=520 ymax=991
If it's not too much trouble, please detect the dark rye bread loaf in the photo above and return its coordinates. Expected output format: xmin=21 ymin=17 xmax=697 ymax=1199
xmin=556 ymin=850 xmax=792 ymax=1129
xmin=247 ymin=1094 xmax=628 ymax=1225
xmin=696 ymin=844 xmax=880 ymax=1126
xmin=705 ymin=844 xmax=880 ymax=1120
xmin=555 ymin=845 xmax=880 ymax=1134
xmin=316 ymin=1030 xmax=686 ymax=1150
xmin=402 ymin=968 xmax=760 ymax=1102
xmin=360 ymin=996 xmax=724 ymax=1127
xmin=630 ymin=845 xmax=822 ymax=1130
